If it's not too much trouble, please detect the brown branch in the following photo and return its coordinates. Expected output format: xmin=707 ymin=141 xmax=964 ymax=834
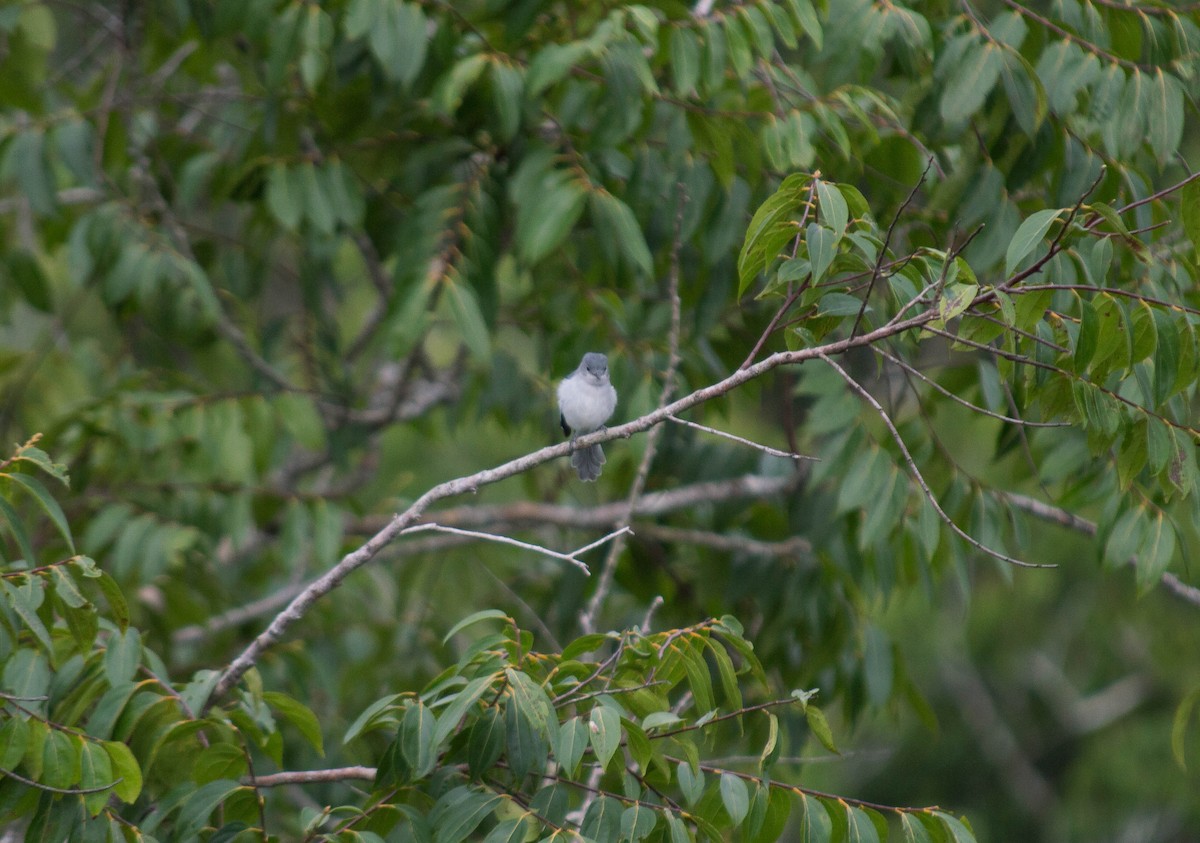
xmin=1001 ymin=492 xmax=1200 ymax=608
xmin=819 ymin=353 xmax=1053 ymax=569
xmin=208 ymin=308 xmax=946 ymax=707
xmin=248 ymin=767 xmax=377 ymax=787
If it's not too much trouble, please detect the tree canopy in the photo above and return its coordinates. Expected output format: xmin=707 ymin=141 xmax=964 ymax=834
xmin=1 ymin=0 xmax=1200 ymax=840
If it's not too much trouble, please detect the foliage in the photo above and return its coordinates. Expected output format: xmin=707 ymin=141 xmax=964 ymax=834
xmin=1 ymin=0 xmax=1199 ymax=840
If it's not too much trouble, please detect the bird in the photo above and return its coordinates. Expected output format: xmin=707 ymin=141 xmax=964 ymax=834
xmin=557 ymin=352 xmax=617 ymax=481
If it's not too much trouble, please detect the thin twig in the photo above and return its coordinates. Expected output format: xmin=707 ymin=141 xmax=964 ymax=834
xmin=399 ymin=523 xmax=629 ymax=575
xmin=210 ymin=307 xmax=944 ymax=706
xmin=666 ymin=415 xmax=818 ymax=459
xmin=1001 ymin=492 xmax=1200 ymax=607
xmin=853 ymin=157 xmax=934 ymax=338
xmin=819 ymin=353 xmax=1053 ymax=569
xmin=872 ymin=347 xmax=1068 ymax=428
xmin=579 ymin=183 xmax=689 ymax=634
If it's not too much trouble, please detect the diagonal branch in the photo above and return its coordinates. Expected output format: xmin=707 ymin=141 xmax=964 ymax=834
xmin=209 ymin=309 xmax=942 ymax=706
xmin=819 ymin=353 xmax=1053 ymax=569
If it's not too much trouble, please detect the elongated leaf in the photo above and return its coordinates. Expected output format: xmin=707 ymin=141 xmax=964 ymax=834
xmin=552 ymin=716 xmax=588 ymax=777
xmin=720 ymin=772 xmax=750 ymax=825
xmin=621 ymin=804 xmax=658 ymax=841
xmin=669 ymin=27 xmax=700 ymax=95
xmin=1005 ymin=208 xmax=1064 ymax=276
xmin=589 ymin=703 xmax=621 ymax=768
xmin=739 ymin=173 xmax=810 ymax=295
xmin=940 ymin=42 xmax=1002 ymax=124
xmin=1171 ymin=688 xmax=1200 ymax=771
xmin=104 ymin=627 xmax=142 ymax=685
xmin=103 ymin=740 xmax=143 ymax=803
xmin=434 ymin=674 xmax=495 ymax=747
xmin=444 ymin=280 xmax=491 ymax=361
xmin=444 ymin=609 xmax=511 ymax=643
xmin=1181 ymin=178 xmax=1200 ymax=259
xmin=264 ymin=691 xmax=324 ymax=756
xmin=806 ymin=705 xmax=838 ymax=753
xmin=3 ymin=577 xmax=53 ymax=654
xmin=0 ymin=497 xmax=39 ymax=567
xmin=589 ymin=191 xmax=653 ymax=277
xmin=1135 ymin=509 xmax=1176 ymax=592
xmin=431 ymin=786 xmax=502 ymax=843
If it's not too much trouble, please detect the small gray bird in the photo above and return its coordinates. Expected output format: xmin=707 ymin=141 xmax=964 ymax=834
xmin=557 ymin=352 xmax=617 ymax=481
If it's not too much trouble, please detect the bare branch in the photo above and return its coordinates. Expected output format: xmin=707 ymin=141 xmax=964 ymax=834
xmin=819 ymin=353 xmax=1053 ymax=569
xmin=399 ymin=523 xmax=631 ymax=575
xmin=1001 ymin=492 xmax=1200 ymax=608
xmin=872 ymin=347 xmax=1068 ymax=428
xmin=667 ymin=415 xmax=817 ymax=460
xmin=248 ymin=767 xmax=377 ymax=787
xmin=210 ymin=309 xmax=943 ymax=706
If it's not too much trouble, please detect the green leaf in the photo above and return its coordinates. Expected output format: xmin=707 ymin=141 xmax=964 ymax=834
xmin=1135 ymin=509 xmax=1176 ymax=592
xmin=940 ymin=42 xmax=1002 ymax=125
xmin=738 ymin=173 xmax=810 ymax=295
xmin=552 ymin=716 xmax=589 ymax=777
xmin=263 ymin=691 xmax=324 ymax=756
xmin=0 ymin=715 xmax=31 ymax=768
xmin=938 ymin=283 xmax=976 ymax=323
xmin=847 ymin=806 xmax=882 ymax=843
xmin=104 ymin=627 xmax=142 ymax=685
xmin=589 ymin=703 xmax=621 ymax=768
xmin=900 ymin=812 xmax=936 ymax=843
xmin=431 ymin=786 xmax=502 ymax=843
xmin=0 ymin=497 xmax=39 ymax=568
xmin=399 ymin=700 xmax=438 ymax=780
xmin=1147 ymin=70 xmax=1183 ymax=162
xmin=581 ymin=796 xmax=623 ymax=841
xmin=194 ymin=742 xmax=248 ymax=785
xmin=1005 ymin=207 xmax=1065 ymax=276
xmin=95 ymin=572 xmax=129 ymax=632
xmin=805 ymin=705 xmax=838 ymax=754
xmin=669 ymin=26 xmax=701 ymax=95
xmin=369 ymin=0 xmax=428 ymax=85
xmin=621 ymin=804 xmax=658 ymax=842
xmin=103 ymin=740 xmax=143 ymax=803
xmin=589 ymin=191 xmax=653 ymax=277
xmin=1074 ymin=296 xmax=1098 ymax=372
xmin=300 ymin=161 xmax=335 ymax=234
xmin=677 ymin=759 xmax=704 ymax=805
xmin=720 ymin=772 xmax=750 ymax=826
xmin=41 ymin=729 xmax=81 ymax=790
xmin=1181 ymin=178 xmax=1200 ymax=259
xmin=2 ymin=577 xmax=53 ymax=654
xmin=526 ymin=42 xmax=592 ymax=97
xmin=434 ymin=674 xmax=495 ymax=747
xmin=1171 ymin=687 xmax=1200 ymax=771
xmin=807 ymin=224 xmax=838 ymax=284
xmin=266 ymin=163 xmax=302 ymax=231
xmin=79 ymin=742 xmax=115 ymax=816
xmin=7 ymin=129 xmax=56 ymax=215
xmin=482 ymin=817 xmax=531 ymax=843
xmin=935 ymin=812 xmax=977 ymax=842
xmin=515 ymin=173 xmax=587 ymax=264
xmin=176 ymin=779 xmax=243 ymax=839
xmin=467 ymin=705 xmax=505 ymax=777
xmin=489 ymin=60 xmax=524 ymax=141
xmin=6 ymin=473 xmax=74 ymax=553
xmin=433 ymin=53 xmax=489 ymax=115
xmin=815 ymin=179 xmax=848 ymax=235
xmin=798 ymin=793 xmax=833 ymax=842
xmin=443 ymin=609 xmax=511 ymax=643
xmin=443 ymin=280 xmax=491 ymax=361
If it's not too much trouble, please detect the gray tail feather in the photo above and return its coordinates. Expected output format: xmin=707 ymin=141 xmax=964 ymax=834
xmin=571 ymin=443 xmax=606 ymax=481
